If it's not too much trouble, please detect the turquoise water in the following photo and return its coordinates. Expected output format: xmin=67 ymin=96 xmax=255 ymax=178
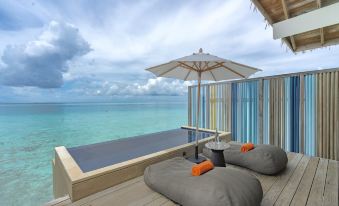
xmin=0 ymin=96 xmax=187 ymax=206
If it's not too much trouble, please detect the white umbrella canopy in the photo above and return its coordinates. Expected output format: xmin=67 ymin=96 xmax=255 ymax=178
xmin=146 ymin=48 xmax=261 ymax=163
xmin=146 ymin=48 xmax=260 ymax=81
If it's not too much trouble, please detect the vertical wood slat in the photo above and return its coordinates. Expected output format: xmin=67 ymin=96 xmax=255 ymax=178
xmin=222 ymin=84 xmax=225 ymax=131
xmin=226 ymin=83 xmax=228 ymax=132
xmin=259 ymin=79 xmax=264 ymax=144
xmin=318 ymin=73 xmax=323 ymax=157
xmin=277 ymin=79 xmax=281 ymax=147
xmin=273 ymin=79 xmax=277 ymax=146
xmin=322 ymin=73 xmax=326 ymax=158
xmin=276 ymin=79 xmax=280 ymax=147
xmin=188 ymin=87 xmax=191 ymax=126
xmin=280 ymin=78 xmax=284 ymax=148
xmin=209 ymin=85 xmax=211 ymax=129
xmin=316 ymin=75 xmax=319 ymax=156
xmin=280 ymin=78 xmax=283 ymax=148
xmin=188 ymin=69 xmax=339 ymax=160
xmin=335 ymin=72 xmax=339 ymax=160
xmin=315 ymin=74 xmax=321 ymax=157
xmin=223 ymin=84 xmax=225 ymax=131
xmin=227 ymin=84 xmax=230 ymax=131
xmin=300 ymin=74 xmax=305 ymax=154
xmin=282 ymin=78 xmax=286 ymax=150
xmin=227 ymin=83 xmax=232 ymax=132
xmin=274 ymin=79 xmax=277 ymax=146
xmin=329 ymin=72 xmax=334 ymax=159
xmin=314 ymin=71 xmax=338 ymax=160
xmin=214 ymin=85 xmax=217 ymax=129
xmin=321 ymin=73 xmax=324 ymax=158
xmin=277 ymin=78 xmax=281 ymax=148
xmin=210 ymin=85 xmax=213 ymax=130
xmin=325 ymin=72 xmax=330 ymax=159
xmin=206 ymin=85 xmax=210 ymax=129
xmin=269 ymin=79 xmax=274 ymax=145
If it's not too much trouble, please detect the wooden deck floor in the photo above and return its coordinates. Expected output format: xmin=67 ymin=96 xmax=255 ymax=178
xmin=47 ymin=152 xmax=338 ymax=206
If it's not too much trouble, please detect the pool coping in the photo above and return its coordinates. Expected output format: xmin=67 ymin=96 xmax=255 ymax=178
xmin=53 ymin=126 xmax=231 ymax=201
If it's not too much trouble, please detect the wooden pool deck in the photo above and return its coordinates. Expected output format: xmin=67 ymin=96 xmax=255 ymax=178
xmin=46 ymin=152 xmax=338 ymax=206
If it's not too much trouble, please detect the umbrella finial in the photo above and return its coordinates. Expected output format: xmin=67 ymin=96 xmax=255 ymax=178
xmin=199 ymin=48 xmax=203 ymax=53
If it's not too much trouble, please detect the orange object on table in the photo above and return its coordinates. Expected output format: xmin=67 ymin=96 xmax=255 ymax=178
xmin=191 ymin=160 xmax=214 ymax=176
xmin=241 ymin=143 xmax=255 ymax=153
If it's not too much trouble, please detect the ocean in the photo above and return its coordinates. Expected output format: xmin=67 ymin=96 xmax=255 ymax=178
xmin=0 ymin=96 xmax=187 ymax=206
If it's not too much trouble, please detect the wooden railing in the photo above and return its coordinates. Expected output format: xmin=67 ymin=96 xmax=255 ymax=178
xmin=188 ymin=67 xmax=339 ymax=160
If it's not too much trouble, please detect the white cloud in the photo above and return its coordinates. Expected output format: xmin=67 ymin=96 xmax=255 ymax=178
xmin=0 ymin=21 xmax=91 ymax=88
xmin=72 ymin=77 xmax=192 ymax=96
xmin=1 ymin=0 xmax=339 ymax=102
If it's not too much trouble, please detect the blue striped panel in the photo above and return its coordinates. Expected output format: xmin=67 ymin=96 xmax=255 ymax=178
xmin=188 ymin=73 xmax=319 ymax=157
xmin=289 ymin=76 xmax=300 ymax=153
xmin=230 ymin=81 xmax=259 ymax=143
xmin=284 ymin=77 xmax=291 ymax=151
xmin=231 ymin=83 xmax=237 ymax=140
xmin=304 ymin=75 xmax=316 ymax=156
xmin=263 ymin=80 xmax=270 ymax=144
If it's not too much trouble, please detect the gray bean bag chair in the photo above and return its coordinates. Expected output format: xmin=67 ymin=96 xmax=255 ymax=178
xmin=203 ymin=143 xmax=288 ymax=175
xmin=144 ymin=157 xmax=263 ymax=206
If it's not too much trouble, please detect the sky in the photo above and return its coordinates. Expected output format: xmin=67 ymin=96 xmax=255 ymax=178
xmin=0 ymin=0 xmax=339 ymax=103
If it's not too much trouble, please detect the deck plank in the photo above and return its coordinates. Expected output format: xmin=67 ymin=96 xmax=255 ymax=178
xmin=160 ymin=201 xmax=178 ymax=206
xmin=306 ymin=158 xmax=329 ymax=206
xmin=84 ymin=180 xmax=155 ymax=206
xmin=258 ymin=152 xmax=296 ymax=195
xmin=261 ymin=153 xmax=303 ymax=206
xmin=290 ymin=157 xmax=319 ymax=206
xmin=260 ymin=153 xmax=297 ymax=195
xmin=70 ymin=176 xmax=144 ymax=206
xmin=275 ymin=155 xmax=310 ymax=206
xmin=145 ymin=196 xmax=172 ymax=206
xmin=323 ymin=160 xmax=338 ymax=206
xmin=228 ymin=152 xmax=297 ymax=195
xmin=45 ymin=152 xmax=339 ymax=206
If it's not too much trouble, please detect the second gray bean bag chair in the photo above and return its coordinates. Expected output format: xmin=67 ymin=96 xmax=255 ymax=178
xmin=203 ymin=143 xmax=288 ymax=175
xmin=144 ymin=157 xmax=263 ymax=206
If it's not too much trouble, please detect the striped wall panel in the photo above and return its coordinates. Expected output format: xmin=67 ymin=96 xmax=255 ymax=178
xmin=316 ymin=71 xmax=339 ymax=160
xmin=231 ymin=81 xmax=259 ymax=143
xmin=304 ymin=75 xmax=316 ymax=156
xmin=188 ymin=69 xmax=339 ymax=160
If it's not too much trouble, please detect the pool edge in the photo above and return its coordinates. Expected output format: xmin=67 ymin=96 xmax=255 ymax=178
xmin=53 ymin=126 xmax=231 ymax=202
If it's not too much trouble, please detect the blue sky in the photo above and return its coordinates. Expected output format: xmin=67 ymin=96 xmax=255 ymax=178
xmin=0 ymin=0 xmax=339 ymax=103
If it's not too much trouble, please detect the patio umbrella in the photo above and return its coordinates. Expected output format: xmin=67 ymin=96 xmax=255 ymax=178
xmin=146 ymin=48 xmax=261 ymax=163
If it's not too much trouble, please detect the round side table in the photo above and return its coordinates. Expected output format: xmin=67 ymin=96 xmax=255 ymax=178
xmin=205 ymin=141 xmax=230 ymax=167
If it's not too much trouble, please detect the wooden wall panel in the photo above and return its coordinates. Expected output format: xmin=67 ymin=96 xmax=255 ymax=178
xmin=188 ymin=87 xmax=191 ymax=126
xmin=335 ymin=72 xmax=339 ymax=160
xmin=188 ymin=68 xmax=339 ymax=160
xmin=259 ymin=79 xmax=264 ymax=144
xmin=300 ymin=75 xmax=305 ymax=154
xmin=314 ymin=72 xmax=338 ymax=160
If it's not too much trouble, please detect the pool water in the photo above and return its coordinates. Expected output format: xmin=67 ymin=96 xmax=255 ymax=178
xmin=68 ymin=128 xmax=214 ymax=172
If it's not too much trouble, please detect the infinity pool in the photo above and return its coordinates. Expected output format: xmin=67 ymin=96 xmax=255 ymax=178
xmin=68 ymin=128 xmax=214 ymax=172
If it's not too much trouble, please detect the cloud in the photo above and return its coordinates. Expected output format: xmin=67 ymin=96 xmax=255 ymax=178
xmin=1 ymin=0 xmax=339 ymax=103
xmin=0 ymin=21 xmax=91 ymax=88
xmin=69 ymin=77 xmax=192 ymax=96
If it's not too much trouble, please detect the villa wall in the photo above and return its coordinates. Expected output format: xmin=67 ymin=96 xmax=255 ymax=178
xmin=188 ymin=68 xmax=339 ymax=160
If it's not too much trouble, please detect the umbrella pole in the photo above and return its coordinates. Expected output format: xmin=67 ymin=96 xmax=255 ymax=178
xmin=195 ymin=72 xmax=201 ymax=159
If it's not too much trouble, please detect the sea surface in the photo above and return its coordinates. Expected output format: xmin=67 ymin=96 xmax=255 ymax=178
xmin=0 ymin=96 xmax=187 ymax=206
